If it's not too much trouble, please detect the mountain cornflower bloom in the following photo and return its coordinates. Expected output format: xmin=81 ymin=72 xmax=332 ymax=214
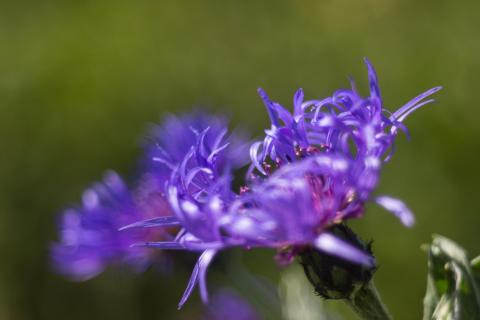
xmin=234 ymin=58 xmax=441 ymax=264
xmin=124 ymin=59 xmax=440 ymax=307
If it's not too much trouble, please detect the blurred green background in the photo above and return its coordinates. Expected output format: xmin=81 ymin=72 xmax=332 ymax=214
xmin=1 ymin=0 xmax=479 ymax=319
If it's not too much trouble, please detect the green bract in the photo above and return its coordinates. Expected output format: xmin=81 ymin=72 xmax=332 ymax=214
xmin=423 ymin=235 xmax=480 ymax=320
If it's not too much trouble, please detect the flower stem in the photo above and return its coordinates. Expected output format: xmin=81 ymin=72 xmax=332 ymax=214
xmin=345 ymin=281 xmax=392 ymax=320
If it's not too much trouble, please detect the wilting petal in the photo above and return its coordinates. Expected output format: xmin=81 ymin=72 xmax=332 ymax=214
xmin=375 ymin=196 xmax=415 ymax=227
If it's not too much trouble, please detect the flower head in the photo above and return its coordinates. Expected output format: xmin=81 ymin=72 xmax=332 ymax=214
xmin=147 ymin=59 xmax=438 ymax=307
xmin=52 ymin=113 xmax=247 ymax=281
xmin=245 ymin=58 xmax=441 ymax=234
xmin=144 ymin=112 xmax=247 ymax=186
xmin=131 ymin=117 xmax=247 ymax=308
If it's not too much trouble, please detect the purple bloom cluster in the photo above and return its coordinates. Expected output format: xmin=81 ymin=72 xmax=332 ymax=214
xmin=51 ymin=171 xmax=152 ymax=280
xmin=52 ymin=59 xmax=440 ymax=309
xmin=52 ymin=113 xmax=246 ymax=280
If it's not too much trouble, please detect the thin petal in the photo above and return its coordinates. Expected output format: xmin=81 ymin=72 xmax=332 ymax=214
xmin=178 ymin=259 xmax=200 ymax=309
xmin=397 ymin=99 xmax=435 ymax=122
xmin=249 ymin=141 xmax=267 ymax=175
xmin=177 ymin=249 xmax=217 ymax=309
xmin=118 ymin=216 xmax=180 ymax=231
xmin=198 ymin=249 xmax=217 ymax=303
xmin=376 ymin=196 xmax=415 ymax=227
xmin=293 ymin=88 xmax=304 ymax=117
xmin=348 ymin=75 xmax=359 ymax=94
xmin=392 ymin=86 xmax=442 ymax=120
xmin=258 ymin=88 xmax=279 ymax=127
xmin=314 ymin=233 xmax=374 ymax=266
xmin=131 ymin=241 xmax=185 ymax=250
xmin=364 ymin=57 xmax=382 ymax=106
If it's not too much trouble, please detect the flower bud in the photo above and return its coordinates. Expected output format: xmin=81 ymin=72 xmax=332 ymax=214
xmin=299 ymin=224 xmax=376 ymax=299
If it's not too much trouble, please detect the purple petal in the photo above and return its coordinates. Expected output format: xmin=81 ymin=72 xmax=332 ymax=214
xmin=392 ymin=86 xmax=442 ymax=120
xmin=375 ymin=196 xmax=415 ymax=227
xmin=177 ymin=249 xmax=217 ymax=309
xmin=293 ymin=88 xmax=304 ymax=116
xmin=118 ymin=216 xmax=180 ymax=231
xmin=132 ymin=241 xmax=185 ymax=250
xmin=258 ymin=88 xmax=279 ymax=127
xmin=314 ymin=233 xmax=374 ymax=266
xmin=364 ymin=57 xmax=382 ymax=106
xmin=249 ymin=141 xmax=267 ymax=175
xmin=397 ymin=99 xmax=436 ymax=122
xmin=198 ymin=249 xmax=217 ymax=303
xmin=178 ymin=259 xmax=200 ymax=309
xmin=183 ymin=241 xmax=225 ymax=251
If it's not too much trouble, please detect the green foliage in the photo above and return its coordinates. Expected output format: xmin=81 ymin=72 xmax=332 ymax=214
xmin=423 ymin=235 xmax=480 ymax=320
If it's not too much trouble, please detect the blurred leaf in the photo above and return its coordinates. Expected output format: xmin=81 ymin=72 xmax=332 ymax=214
xmin=471 ymin=256 xmax=480 ymax=287
xmin=423 ymin=235 xmax=480 ymax=320
xmin=279 ymin=267 xmax=343 ymax=320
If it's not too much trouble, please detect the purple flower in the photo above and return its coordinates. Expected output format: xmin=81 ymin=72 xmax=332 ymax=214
xmin=224 ymin=59 xmax=440 ymax=268
xmin=247 ymin=58 xmax=440 ymax=228
xmin=130 ymin=121 xmax=246 ymax=308
xmin=144 ymin=112 xmax=247 ymax=186
xmin=128 ymin=59 xmax=440 ymax=307
xmin=51 ymin=171 xmax=154 ymax=280
xmin=52 ymin=113 xmax=247 ymax=281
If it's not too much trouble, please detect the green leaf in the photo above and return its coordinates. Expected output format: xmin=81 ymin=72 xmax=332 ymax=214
xmin=423 ymin=235 xmax=480 ymax=320
xmin=471 ymin=256 xmax=480 ymax=288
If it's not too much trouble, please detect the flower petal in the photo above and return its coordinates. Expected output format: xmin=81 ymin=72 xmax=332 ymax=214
xmin=118 ymin=216 xmax=180 ymax=231
xmin=375 ymin=196 xmax=415 ymax=227
xmin=258 ymin=88 xmax=279 ymax=127
xmin=314 ymin=233 xmax=374 ymax=266
xmin=177 ymin=249 xmax=217 ymax=309
xmin=178 ymin=258 xmax=200 ymax=309
xmin=198 ymin=249 xmax=217 ymax=303
xmin=392 ymin=86 xmax=442 ymax=120
xmin=131 ymin=241 xmax=185 ymax=250
xmin=364 ymin=57 xmax=382 ymax=107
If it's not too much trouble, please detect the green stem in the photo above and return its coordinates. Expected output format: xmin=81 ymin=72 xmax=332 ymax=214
xmin=345 ymin=281 xmax=392 ymax=320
